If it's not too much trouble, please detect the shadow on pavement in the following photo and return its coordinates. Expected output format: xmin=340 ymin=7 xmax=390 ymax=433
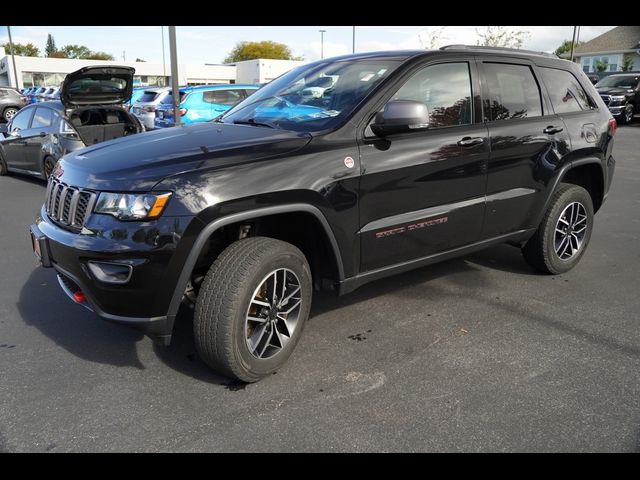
xmin=17 ymin=267 xmax=146 ymax=369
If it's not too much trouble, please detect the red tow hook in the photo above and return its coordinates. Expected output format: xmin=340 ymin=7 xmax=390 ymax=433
xmin=73 ymin=291 xmax=87 ymax=304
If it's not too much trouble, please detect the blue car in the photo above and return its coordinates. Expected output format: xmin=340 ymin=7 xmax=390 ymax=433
xmin=154 ymin=84 xmax=258 ymax=128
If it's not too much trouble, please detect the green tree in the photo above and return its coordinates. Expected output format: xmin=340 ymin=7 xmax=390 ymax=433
xmin=86 ymin=51 xmax=115 ymax=61
xmin=224 ymin=40 xmax=299 ymax=63
xmin=45 ymin=34 xmax=57 ymax=57
xmin=622 ymin=55 xmax=635 ymax=72
xmin=1 ymin=42 xmax=40 ymax=56
xmin=594 ymin=59 xmax=609 ymax=72
xmin=476 ymin=26 xmax=530 ymax=49
xmin=554 ymin=39 xmax=582 ymax=57
xmin=60 ymin=44 xmax=92 ymax=59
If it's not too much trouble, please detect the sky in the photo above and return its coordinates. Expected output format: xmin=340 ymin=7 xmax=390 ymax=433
xmin=1 ymin=26 xmax=616 ymax=64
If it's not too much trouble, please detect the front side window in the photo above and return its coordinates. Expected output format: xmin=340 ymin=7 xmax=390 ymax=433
xmin=483 ymin=63 xmax=543 ymax=121
xmin=10 ymin=108 xmax=32 ymax=131
xmin=31 ymin=108 xmax=54 ymax=129
xmin=390 ymin=62 xmax=473 ymax=128
xmin=221 ymin=58 xmax=401 ymax=132
xmin=540 ymin=67 xmax=591 ymax=114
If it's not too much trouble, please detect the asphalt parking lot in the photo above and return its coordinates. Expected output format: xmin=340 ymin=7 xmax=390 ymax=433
xmin=1 ymin=123 xmax=639 ymax=452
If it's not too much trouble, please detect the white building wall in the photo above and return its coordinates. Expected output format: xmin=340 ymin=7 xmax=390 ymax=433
xmin=234 ymin=59 xmax=305 ymax=85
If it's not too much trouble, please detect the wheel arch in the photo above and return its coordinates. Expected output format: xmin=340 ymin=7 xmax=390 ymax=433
xmin=166 ymin=203 xmax=345 ymax=321
xmin=558 ymin=159 xmax=605 ymax=213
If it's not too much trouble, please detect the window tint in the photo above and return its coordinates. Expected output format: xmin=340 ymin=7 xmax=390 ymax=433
xmin=483 ymin=63 xmax=542 ymax=121
xmin=203 ymin=89 xmax=244 ymax=106
xmin=138 ymin=91 xmax=160 ymax=102
xmin=391 ymin=62 xmax=472 ymax=128
xmin=31 ymin=108 xmax=54 ymax=129
xmin=10 ymin=108 xmax=32 ymax=131
xmin=541 ymin=67 xmax=591 ymax=113
xmin=160 ymin=92 xmax=186 ymax=105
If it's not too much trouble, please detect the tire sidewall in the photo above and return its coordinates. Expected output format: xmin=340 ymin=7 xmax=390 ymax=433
xmin=230 ymin=249 xmax=312 ymax=379
xmin=543 ymin=186 xmax=594 ymax=274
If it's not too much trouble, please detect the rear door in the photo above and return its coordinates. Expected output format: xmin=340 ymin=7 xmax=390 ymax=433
xmin=477 ymin=58 xmax=571 ymax=238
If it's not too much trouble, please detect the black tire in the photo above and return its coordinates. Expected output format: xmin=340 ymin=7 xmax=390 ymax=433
xmin=522 ymin=183 xmax=594 ymax=274
xmin=3 ymin=107 xmax=18 ymax=123
xmin=194 ymin=236 xmax=312 ymax=382
xmin=42 ymin=156 xmax=57 ymax=181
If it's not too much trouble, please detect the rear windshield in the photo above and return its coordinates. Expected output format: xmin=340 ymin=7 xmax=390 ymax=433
xmin=138 ymin=91 xmax=160 ymax=102
xmin=160 ymin=92 xmax=187 ymax=105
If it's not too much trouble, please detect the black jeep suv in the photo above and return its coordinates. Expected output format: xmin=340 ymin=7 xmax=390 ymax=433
xmin=29 ymin=46 xmax=616 ymax=382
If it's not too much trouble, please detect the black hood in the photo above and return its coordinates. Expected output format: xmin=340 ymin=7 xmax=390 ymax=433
xmin=57 ymin=122 xmax=312 ymax=191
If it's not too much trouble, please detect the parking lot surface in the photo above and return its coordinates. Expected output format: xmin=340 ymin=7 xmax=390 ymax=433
xmin=1 ymin=123 xmax=639 ymax=452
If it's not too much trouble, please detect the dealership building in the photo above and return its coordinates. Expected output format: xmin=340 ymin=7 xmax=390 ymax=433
xmin=0 ymin=48 xmax=304 ymax=88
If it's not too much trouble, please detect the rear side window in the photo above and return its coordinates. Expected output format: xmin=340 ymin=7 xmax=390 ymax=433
xmin=161 ymin=92 xmax=187 ymax=105
xmin=203 ymin=89 xmax=244 ymax=106
xmin=483 ymin=63 xmax=543 ymax=121
xmin=390 ymin=62 xmax=473 ymax=128
xmin=31 ymin=108 xmax=54 ymax=129
xmin=540 ymin=67 xmax=591 ymax=113
xmin=138 ymin=91 xmax=160 ymax=102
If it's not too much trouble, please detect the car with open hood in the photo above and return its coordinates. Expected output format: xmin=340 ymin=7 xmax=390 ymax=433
xmin=0 ymin=65 xmax=144 ymax=180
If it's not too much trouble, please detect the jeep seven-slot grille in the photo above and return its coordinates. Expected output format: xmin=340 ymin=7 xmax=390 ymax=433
xmin=600 ymin=94 xmax=611 ymax=106
xmin=45 ymin=177 xmax=97 ymax=231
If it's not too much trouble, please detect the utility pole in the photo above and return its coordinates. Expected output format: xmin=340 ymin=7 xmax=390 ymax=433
xmin=352 ymin=26 xmax=356 ymax=54
xmin=161 ymin=26 xmax=167 ymax=83
xmin=570 ymin=26 xmax=577 ymax=62
xmin=319 ymin=29 xmax=326 ymax=59
xmin=6 ymin=26 xmax=20 ymax=88
xmin=168 ymin=26 xmax=181 ymax=126
xmin=122 ymin=50 xmax=126 ymax=62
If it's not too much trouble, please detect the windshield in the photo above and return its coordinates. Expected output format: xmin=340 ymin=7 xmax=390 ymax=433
xmin=221 ymin=58 xmax=401 ymax=132
xmin=596 ymin=75 xmax=639 ymax=89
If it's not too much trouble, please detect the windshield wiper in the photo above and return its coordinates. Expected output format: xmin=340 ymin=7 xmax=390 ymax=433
xmin=233 ymin=118 xmax=278 ymax=129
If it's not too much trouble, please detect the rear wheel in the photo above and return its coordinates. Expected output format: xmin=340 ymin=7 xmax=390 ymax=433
xmin=3 ymin=107 xmax=18 ymax=123
xmin=194 ymin=237 xmax=312 ymax=382
xmin=522 ymin=183 xmax=594 ymax=274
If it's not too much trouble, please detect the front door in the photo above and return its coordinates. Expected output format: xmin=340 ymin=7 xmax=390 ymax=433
xmin=359 ymin=60 xmax=489 ymax=272
xmin=22 ymin=106 xmax=57 ymax=174
xmin=1 ymin=107 xmax=34 ymax=171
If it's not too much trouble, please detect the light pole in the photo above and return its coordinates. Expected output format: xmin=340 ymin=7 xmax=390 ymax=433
xmin=161 ymin=26 xmax=167 ymax=82
xmin=352 ymin=26 xmax=356 ymax=54
xmin=319 ymin=29 xmax=326 ymax=59
xmin=168 ymin=26 xmax=181 ymax=126
xmin=6 ymin=26 xmax=20 ymax=88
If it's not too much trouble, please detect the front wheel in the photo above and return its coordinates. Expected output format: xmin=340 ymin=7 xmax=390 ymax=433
xmin=42 ymin=156 xmax=57 ymax=181
xmin=194 ymin=237 xmax=312 ymax=382
xmin=522 ymin=183 xmax=594 ymax=274
xmin=619 ymin=104 xmax=634 ymax=124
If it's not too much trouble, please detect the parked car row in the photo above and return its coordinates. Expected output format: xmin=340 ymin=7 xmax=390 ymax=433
xmin=130 ymin=84 xmax=259 ymax=129
xmin=594 ymin=73 xmax=640 ymax=124
xmin=21 ymin=86 xmax=60 ymax=104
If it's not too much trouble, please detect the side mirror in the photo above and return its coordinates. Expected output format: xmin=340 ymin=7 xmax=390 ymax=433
xmin=9 ymin=127 xmax=21 ymax=137
xmin=370 ymin=100 xmax=429 ymax=137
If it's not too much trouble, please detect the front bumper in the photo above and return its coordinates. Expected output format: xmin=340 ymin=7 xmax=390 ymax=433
xmin=32 ymin=205 xmax=197 ymax=342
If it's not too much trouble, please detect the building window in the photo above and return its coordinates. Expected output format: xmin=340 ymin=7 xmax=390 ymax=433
xmin=581 ymin=55 xmax=622 ymax=73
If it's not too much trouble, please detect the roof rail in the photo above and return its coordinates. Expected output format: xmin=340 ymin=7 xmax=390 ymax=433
xmin=440 ymin=44 xmax=558 ymax=58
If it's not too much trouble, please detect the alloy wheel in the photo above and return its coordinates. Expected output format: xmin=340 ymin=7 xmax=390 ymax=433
xmin=554 ymin=202 xmax=588 ymax=260
xmin=244 ymin=268 xmax=302 ymax=359
xmin=4 ymin=108 xmax=18 ymax=121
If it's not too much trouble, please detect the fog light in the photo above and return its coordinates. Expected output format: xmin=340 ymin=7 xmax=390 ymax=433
xmin=88 ymin=261 xmax=133 ymax=284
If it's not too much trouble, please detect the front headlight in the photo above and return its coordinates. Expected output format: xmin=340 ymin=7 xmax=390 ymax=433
xmin=94 ymin=192 xmax=172 ymax=220
xmin=610 ymin=95 xmax=627 ymax=104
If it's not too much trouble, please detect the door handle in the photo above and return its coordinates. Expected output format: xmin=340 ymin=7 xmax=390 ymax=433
xmin=457 ymin=136 xmax=484 ymax=147
xmin=543 ymin=125 xmax=564 ymax=134
xmin=38 ymin=132 xmax=47 ymax=137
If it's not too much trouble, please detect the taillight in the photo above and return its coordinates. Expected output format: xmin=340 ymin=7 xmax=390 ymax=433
xmin=608 ymin=118 xmax=617 ymax=137
xmin=179 ymin=108 xmax=187 ymax=116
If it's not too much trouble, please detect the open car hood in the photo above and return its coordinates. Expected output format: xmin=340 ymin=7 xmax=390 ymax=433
xmin=60 ymin=66 xmax=135 ymax=107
